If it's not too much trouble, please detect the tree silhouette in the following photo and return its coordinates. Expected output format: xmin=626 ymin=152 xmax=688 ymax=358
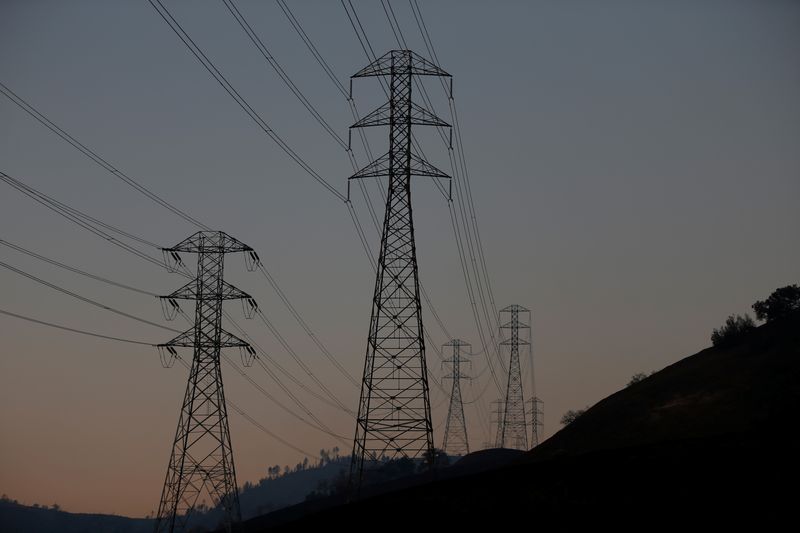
xmin=752 ymin=284 xmax=800 ymax=322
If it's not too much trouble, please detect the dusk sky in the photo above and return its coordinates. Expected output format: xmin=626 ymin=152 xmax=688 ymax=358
xmin=1 ymin=0 xmax=798 ymax=517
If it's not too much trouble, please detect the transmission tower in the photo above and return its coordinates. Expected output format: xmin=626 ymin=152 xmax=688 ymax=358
xmin=491 ymin=398 xmax=505 ymax=448
xmin=528 ymin=396 xmax=544 ymax=447
xmin=442 ymin=339 xmax=471 ymax=457
xmin=497 ymin=305 xmax=531 ymax=450
xmin=348 ymin=49 xmax=452 ymax=489
xmin=154 ymin=231 xmax=258 ymax=533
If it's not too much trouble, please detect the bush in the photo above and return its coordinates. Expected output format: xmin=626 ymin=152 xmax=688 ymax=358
xmin=752 ymin=284 xmax=800 ymax=322
xmin=560 ymin=409 xmax=586 ymax=426
xmin=711 ymin=314 xmax=755 ymax=346
xmin=627 ymin=371 xmax=655 ymax=387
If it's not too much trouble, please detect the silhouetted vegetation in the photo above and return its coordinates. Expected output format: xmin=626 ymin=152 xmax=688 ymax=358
xmin=711 ymin=314 xmax=755 ymax=346
xmin=627 ymin=371 xmax=655 ymax=387
xmin=0 ymin=495 xmax=152 ymax=533
xmin=752 ymin=284 xmax=800 ymax=322
xmin=560 ymin=409 xmax=586 ymax=426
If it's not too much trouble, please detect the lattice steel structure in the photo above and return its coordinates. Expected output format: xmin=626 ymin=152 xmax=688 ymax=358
xmin=528 ymin=396 xmax=544 ymax=447
xmin=496 ymin=305 xmax=531 ymax=450
xmin=154 ymin=231 xmax=257 ymax=533
xmin=491 ymin=398 xmax=505 ymax=448
xmin=348 ymin=50 xmax=451 ymax=489
xmin=442 ymin=339 xmax=471 ymax=456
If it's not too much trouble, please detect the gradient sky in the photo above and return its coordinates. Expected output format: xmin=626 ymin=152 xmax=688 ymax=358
xmin=1 ymin=0 xmax=798 ymax=518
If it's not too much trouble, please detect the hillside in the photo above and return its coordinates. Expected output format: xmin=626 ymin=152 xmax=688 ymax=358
xmin=246 ymin=312 xmax=800 ymax=530
xmin=523 ymin=311 xmax=800 ymax=461
xmin=0 ymin=458 xmax=350 ymax=532
xmin=0 ymin=500 xmax=152 ymax=533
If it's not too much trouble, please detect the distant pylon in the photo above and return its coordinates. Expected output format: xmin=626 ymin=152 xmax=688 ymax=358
xmin=154 ymin=231 xmax=258 ymax=533
xmin=491 ymin=398 xmax=505 ymax=447
xmin=442 ymin=339 xmax=471 ymax=456
xmin=528 ymin=396 xmax=544 ymax=447
xmin=348 ymin=49 xmax=452 ymax=491
xmin=497 ymin=305 xmax=531 ymax=450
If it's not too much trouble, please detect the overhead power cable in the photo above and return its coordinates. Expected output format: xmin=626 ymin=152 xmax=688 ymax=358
xmin=147 ymin=0 xmax=346 ymax=201
xmin=0 ymin=238 xmax=157 ymax=297
xmin=0 ymin=308 xmax=155 ymax=346
xmin=172 ymin=355 xmax=322 ymax=458
xmin=0 ymin=260 xmax=178 ymax=333
xmin=0 ymin=81 xmax=208 ymax=230
xmin=2 ymin=84 xmax=358 ymax=393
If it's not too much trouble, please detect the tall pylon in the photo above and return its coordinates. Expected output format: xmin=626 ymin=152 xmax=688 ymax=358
xmin=442 ymin=339 xmax=471 ymax=457
xmin=496 ymin=305 xmax=531 ymax=450
xmin=348 ymin=49 xmax=452 ymax=490
xmin=154 ymin=231 xmax=258 ymax=533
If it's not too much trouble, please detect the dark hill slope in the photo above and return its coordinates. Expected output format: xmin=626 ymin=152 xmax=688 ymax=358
xmin=248 ymin=314 xmax=800 ymax=530
xmin=525 ymin=312 xmax=800 ymax=461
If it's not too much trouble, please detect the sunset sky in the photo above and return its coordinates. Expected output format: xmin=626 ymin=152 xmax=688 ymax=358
xmin=1 ymin=0 xmax=798 ymax=517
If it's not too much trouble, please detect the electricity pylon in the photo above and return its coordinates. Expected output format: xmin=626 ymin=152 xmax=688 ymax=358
xmin=348 ymin=49 xmax=452 ymax=490
xmin=497 ymin=305 xmax=531 ymax=450
xmin=528 ymin=396 xmax=544 ymax=447
xmin=442 ymin=339 xmax=471 ymax=457
xmin=154 ymin=231 xmax=258 ymax=533
xmin=491 ymin=399 xmax=505 ymax=448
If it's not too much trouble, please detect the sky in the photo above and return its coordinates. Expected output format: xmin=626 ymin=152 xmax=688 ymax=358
xmin=1 ymin=0 xmax=798 ymax=518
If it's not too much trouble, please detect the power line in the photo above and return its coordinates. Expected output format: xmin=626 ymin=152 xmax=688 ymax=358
xmin=221 ymin=308 xmax=354 ymax=414
xmin=275 ymin=0 xmax=349 ymax=98
xmin=0 ymin=252 xmax=330 ymax=466
xmin=0 ymin=238 xmax=157 ymax=297
xmin=146 ymin=0 xmax=346 ymax=202
xmin=0 ymin=308 xmax=154 ymax=345
xmin=171 ymin=355 xmax=321 ymax=460
xmin=222 ymin=0 xmax=347 ymax=150
xmin=3 ymin=79 xmax=360 ymax=394
xmin=141 ymin=1 xmax=375 ymax=392
xmin=0 ymin=259 xmax=178 ymax=333
xmin=1 ymin=171 xmax=166 ymax=270
xmin=3 ymin=171 xmax=349 ymax=428
xmin=230 ymin=3 xmax=453 ymax=383
xmin=382 ymin=1 xmax=506 ymax=396
xmin=254 ymin=307 xmax=353 ymax=414
xmin=0 ymin=81 xmax=208 ymax=230
xmin=2 ymin=233 xmax=351 ymax=433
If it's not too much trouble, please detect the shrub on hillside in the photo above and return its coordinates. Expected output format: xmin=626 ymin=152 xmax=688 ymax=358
xmin=627 ymin=371 xmax=656 ymax=387
xmin=711 ymin=314 xmax=755 ymax=346
xmin=560 ymin=409 xmax=586 ymax=426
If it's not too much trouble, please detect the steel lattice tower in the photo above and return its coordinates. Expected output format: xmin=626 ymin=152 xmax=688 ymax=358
xmin=528 ymin=396 xmax=544 ymax=447
xmin=348 ymin=50 xmax=451 ymax=489
xmin=442 ymin=339 xmax=471 ymax=457
xmin=497 ymin=305 xmax=531 ymax=450
xmin=154 ymin=231 xmax=258 ymax=533
xmin=492 ymin=398 xmax=505 ymax=448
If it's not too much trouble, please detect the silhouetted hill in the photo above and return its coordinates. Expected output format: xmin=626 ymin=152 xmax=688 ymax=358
xmin=234 ymin=448 xmax=525 ymax=530
xmin=1 ymin=457 xmax=350 ymax=532
xmin=0 ymin=500 xmax=152 ymax=533
xmin=245 ymin=313 xmax=800 ymax=530
xmin=523 ymin=311 xmax=800 ymax=462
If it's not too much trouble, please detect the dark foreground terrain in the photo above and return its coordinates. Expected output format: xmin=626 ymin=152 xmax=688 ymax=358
xmin=242 ymin=312 xmax=800 ymax=530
